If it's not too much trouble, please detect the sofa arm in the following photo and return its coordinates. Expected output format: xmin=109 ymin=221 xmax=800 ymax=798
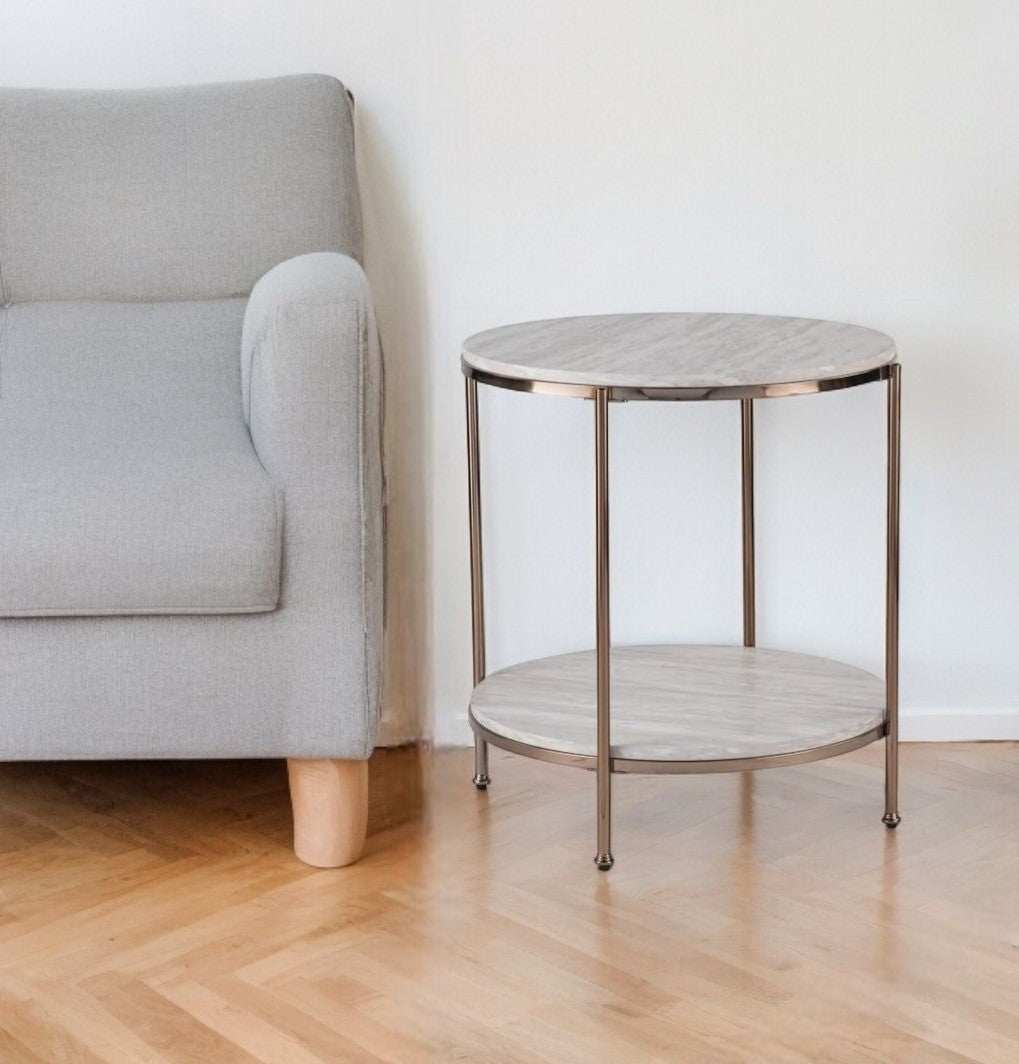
xmin=242 ymin=252 xmax=384 ymax=748
xmin=242 ymin=250 xmax=381 ymax=453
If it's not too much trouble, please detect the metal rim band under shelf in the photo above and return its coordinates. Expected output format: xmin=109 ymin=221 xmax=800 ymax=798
xmin=461 ymin=359 xmax=893 ymax=401
xmin=469 ymin=709 xmax=888 ymax=775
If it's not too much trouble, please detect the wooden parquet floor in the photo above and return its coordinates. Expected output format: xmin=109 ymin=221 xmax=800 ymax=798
xmin=0 ymin=742 xmax=1017 ymax=1063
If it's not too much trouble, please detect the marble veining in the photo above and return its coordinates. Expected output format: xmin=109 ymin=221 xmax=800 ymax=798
xmin=462 ymin=313 xmax=896 ymax=390
xmin=470 ymin=645 xmax=886 ymax=762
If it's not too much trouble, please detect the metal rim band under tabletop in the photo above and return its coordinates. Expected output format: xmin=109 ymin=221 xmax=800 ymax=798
xmin=461 ymin=358 xmax=893 ymax=401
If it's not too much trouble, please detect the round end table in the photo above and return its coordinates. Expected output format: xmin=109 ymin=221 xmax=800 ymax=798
xmin=461 ymin=313 xmax=902 ymax=870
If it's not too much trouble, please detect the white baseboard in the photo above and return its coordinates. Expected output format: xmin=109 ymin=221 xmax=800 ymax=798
xmin=435 ymin=708 xmax=1019 ymax=748
xmin=433 ymin=717 xmax=476 ymax=749
xmin=900 ymin=707 xmax=1019 ymax=742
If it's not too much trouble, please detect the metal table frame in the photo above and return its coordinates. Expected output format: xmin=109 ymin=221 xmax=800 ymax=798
xmin=464 ymin=359 xmax=901 ymax=871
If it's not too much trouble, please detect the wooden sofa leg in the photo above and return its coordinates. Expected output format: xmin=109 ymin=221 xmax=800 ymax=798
xmin=287 ymin=758 xmax=369 ymax=868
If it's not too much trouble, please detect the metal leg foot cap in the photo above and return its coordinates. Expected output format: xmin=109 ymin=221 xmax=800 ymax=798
xmin=473 ymin=774 xmax=491 ymax=791
xmin=594 ymin=852 xmax=614 ymax=871
xmin=882 ymin=812 xmax=901 ymax=828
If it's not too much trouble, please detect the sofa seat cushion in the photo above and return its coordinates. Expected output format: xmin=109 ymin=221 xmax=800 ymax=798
xmin=0 ymin=300 xmax=282 ymax=616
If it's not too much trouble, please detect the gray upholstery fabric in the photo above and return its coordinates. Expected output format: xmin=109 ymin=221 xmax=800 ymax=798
xmin=0 ymin=77 xmax=383 ymax=761
xmin=242 ymin=252 xmax=384 ymax=759
xmin=0 ymin=300 xmax=281 ymax=615
xmin=0 ymin=75 xmax=361 ymax=302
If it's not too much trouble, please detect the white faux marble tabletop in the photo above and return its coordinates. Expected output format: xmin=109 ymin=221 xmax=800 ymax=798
xmin=463 ymin=313 xmax=896 ymax=390
xmin=470 ymin=645 xmax=885 ymax=763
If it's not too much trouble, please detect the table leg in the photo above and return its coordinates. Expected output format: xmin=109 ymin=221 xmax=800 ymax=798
xmin=740 ymin=398 xmax=756 ymax=649
xmin=594 ymin=388 xmax=613 ymax=871
xmin=466 ymin=376 xmax=491 ymax=790
xmin=883 ymin=364 xmax=902 ymax=828
xmin=739 ymin=399 xmax=757 ymax=797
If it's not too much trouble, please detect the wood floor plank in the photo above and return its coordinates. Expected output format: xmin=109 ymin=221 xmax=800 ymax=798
xmin=0 ymin=975 xmax=172 ymax=1064
xmin=0 ymin=743 xmax=1015 ymax=1062
xmin=0 ymin=982 xmax=107 ymax=1064
xmin=0 ymin=1026 xmax=48 ymax=1064
xmin=78 ymin=973 xmax=260 ymax=1064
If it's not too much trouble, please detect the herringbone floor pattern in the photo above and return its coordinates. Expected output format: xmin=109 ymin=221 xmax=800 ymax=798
xmin=0 ymin=742 xmax=1016 ymax=1062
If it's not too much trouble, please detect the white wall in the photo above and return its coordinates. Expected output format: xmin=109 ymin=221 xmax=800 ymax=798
xmin=3 ymin=1 xmax=1018 ymax=746
xmin=436 ymin=0 xmax=1019 ymax=745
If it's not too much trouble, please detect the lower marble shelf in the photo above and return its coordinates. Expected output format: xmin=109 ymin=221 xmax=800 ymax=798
xmin=469 ymin=645 xmax=887 ymax=772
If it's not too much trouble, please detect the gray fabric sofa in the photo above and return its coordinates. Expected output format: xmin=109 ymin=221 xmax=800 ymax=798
xmin=0 ymin=74 xmax=383 ymax=866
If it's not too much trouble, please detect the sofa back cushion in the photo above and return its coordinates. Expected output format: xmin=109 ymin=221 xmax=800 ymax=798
xmin=0 ymin=74 xmax=360 ymax=303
